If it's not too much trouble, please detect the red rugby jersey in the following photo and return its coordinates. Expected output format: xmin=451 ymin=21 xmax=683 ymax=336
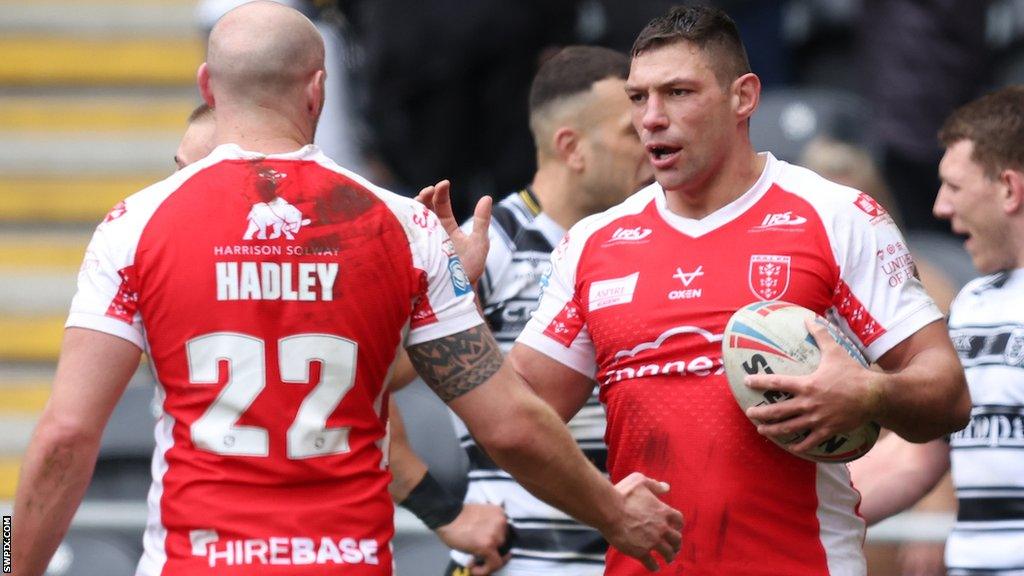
xmin=67 ymin=145 xmax=481 ymax=575
xmin=517 ymin=154 xmax=941 ymax=576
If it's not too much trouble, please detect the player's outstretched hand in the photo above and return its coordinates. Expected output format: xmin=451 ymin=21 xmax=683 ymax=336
xmin=744 ymin=318 xmax=883 ymax=455
xmin=605 ymin=472 xmax=684 ymax=572
xmin=415 ymin=179 xmax=492 ymax=285
xmin=435 ymin=503 xmax=510 ymax=575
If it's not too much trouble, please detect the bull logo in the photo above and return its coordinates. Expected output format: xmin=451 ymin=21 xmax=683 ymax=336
xmin=243 ymin=197 xmax=312 ymax=240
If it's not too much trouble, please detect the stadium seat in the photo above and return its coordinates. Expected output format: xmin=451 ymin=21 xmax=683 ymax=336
xmin=45 ymin=531 xmax=139 ymax=576
xmin=750 ymin=88 xmax=872 ymax=162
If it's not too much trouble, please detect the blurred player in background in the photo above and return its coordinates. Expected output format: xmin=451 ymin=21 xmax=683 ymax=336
xmin=852 ymin=85 xmax=1024 ymax=576
xmin=427 ymin=44 xmax=653 ymax=575
xmin=10 ymin=3 xmax=682 ymax=575
xmin=174 ymin=103 xmax=216 ymax=170
xmin=500 ymin=5 xmax=968 ymax=574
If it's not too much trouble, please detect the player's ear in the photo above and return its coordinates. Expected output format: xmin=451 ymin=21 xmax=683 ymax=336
xmin=306 ymin=70 xmax=326 ymax=119
xmin=553 ymin=127 xmax=584 ymax=172
xmin=198 ymin=63 xmax=215 ymax=108
xmin=731 ymin=72 xmax=760 ymax=123
xmin=1000 ymin=167 xmax=1024 ymax=214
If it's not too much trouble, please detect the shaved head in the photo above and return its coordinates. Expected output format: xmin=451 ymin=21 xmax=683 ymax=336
xmin=206 ymin=1 xmax=325 ymax=104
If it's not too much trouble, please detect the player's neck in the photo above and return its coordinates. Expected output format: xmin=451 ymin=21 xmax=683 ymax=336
xmin=530 ymin=166 xmax=582 ymax=231
xmin=663 ymin=148 xmax=766 ymax=220
xmin=212 ymin=107 xmax=313 ymax=155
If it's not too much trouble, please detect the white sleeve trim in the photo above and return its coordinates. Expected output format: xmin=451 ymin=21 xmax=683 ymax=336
xmin=863 ymin=301 xmax=944 ymax=363
xmin=65 ymin=312 xmax=146 ymax=351
xmin=405 ymin=309 xmax=485 ymax=347
xmin=515 ymin=332 xmax=597 ymax=380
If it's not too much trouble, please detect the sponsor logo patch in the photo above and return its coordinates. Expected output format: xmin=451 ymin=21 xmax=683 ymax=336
xmin=853 ymin=192 xmax=892 ymax=225
xmin=243 ymin=197 xmax=312 ymax=241
xmin=448 ymin=255 xmax=472 ymax=297
xmin=669 ymin=265 xmax=704 ymax=300
xmin=950 ymin=406 xmax=1024 ymax=448
xmin=190 ymin=529 xmax=381 ymax=568
xmin=603 ymin=227 xmax=653 ymax=246
xmin=877 ymin=241 xmax=916 ymax=287
xmin=588 ymin=272 xmax=639 ymax=311
xmin=753 ymin=211 xmax=807 ymax=230
xmin=605 ymin=325 xmax=724 ymax=385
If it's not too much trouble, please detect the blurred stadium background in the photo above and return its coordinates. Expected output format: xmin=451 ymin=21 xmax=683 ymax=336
xmin=1 ymin=0 xmax=1020 ymax=573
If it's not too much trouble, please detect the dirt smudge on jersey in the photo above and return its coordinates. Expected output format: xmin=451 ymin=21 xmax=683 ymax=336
xmin=681 ymin=506 xmax=698 ymax=565
xmin=714 ymin=505 xmax=729 ymax=560
xmin=640 ymin=430 xmax=672 ymax=479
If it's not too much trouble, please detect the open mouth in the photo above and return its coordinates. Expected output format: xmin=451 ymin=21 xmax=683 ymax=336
xmin=647 ymin=144 xmax=681 ymax=167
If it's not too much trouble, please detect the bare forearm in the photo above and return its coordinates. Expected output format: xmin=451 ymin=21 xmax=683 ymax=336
xmin=474 ymin=372 xmax=622 ymax=533
xmin=410 ymin=327 xmax=622 ymax=536
xmin=13 ymin=329 xmax=140 ymax=575
xmin=875 ymin=344 xmax=970 ymax=442
xmin=387 ymin=350 xmax=419 ymax=393
xmin=851 ymin=435 xmax=949 ymax=525
xmin=13 ymin=428 xmax=102 ymax=575
xmin=387 ymin=401 xmax=428 ymax=502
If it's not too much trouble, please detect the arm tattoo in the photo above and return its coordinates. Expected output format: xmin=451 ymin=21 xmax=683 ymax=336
xmin=407 ymin=324 xmax=504 ymax=402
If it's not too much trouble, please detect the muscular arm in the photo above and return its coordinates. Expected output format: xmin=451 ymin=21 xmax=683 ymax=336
xmin=407 ymin=325 xmax=682 ymax=570
xmin=747 ymin=319 xmax=970 ymax=452
xmin=871 ymin=321 xmax=970 ymax=441
xmin=408 ymin=326 xmax=609 ymax=521
xmin=849 ymin=434 xmax=950 ymax=525
xmin=508 ymin=343 xmax=595 ymax=422
xmin=13 ymin=328 xmax=141 ymax=575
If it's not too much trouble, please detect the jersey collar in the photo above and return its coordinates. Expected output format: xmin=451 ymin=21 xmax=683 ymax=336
xmin=651 ymin=152 xmax=779 ymax=238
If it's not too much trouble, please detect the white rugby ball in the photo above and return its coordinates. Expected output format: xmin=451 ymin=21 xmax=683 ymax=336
xmin=722 ymin=301 xmax=880 ymax=463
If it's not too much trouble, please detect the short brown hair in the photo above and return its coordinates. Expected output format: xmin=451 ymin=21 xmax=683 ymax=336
xmin=188 ymin=102 xmax=214 ymax=123
xmin=631 ymin=5 xmax=750 ymax=88
xmin=529 ymin=46 xmax=630 ymax=116
xmin=939 ymin=85 xmax=1024 ymax=178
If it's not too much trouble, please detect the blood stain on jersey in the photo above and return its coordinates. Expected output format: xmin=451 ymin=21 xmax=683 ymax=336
xmin=254 ymin=165 xmax=287 ymax=202
xmin=302 ymin=233 xmax=343 ymax=256
xmin=315 ymin=182 xmax=376 ymax=224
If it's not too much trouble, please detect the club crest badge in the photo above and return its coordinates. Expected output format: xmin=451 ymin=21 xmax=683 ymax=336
xmin=748 ymin=255 xmax=791 ymax=301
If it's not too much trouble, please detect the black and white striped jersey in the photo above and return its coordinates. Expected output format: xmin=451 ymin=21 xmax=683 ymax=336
xmin=946 ymin=269 xmax=1024 ymax=576
xmin=449 ymin=189 xmax=609 ymax=574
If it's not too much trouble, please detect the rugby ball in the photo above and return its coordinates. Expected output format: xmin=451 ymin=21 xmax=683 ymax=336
xmin=722 ymin=301 xmax=880 ymax=463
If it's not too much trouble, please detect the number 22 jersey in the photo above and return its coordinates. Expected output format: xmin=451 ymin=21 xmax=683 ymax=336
xmin=517 ymin=153 xmax=943 ymax=576
xmin=66 ymin=144 xmax=482 ymax=575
